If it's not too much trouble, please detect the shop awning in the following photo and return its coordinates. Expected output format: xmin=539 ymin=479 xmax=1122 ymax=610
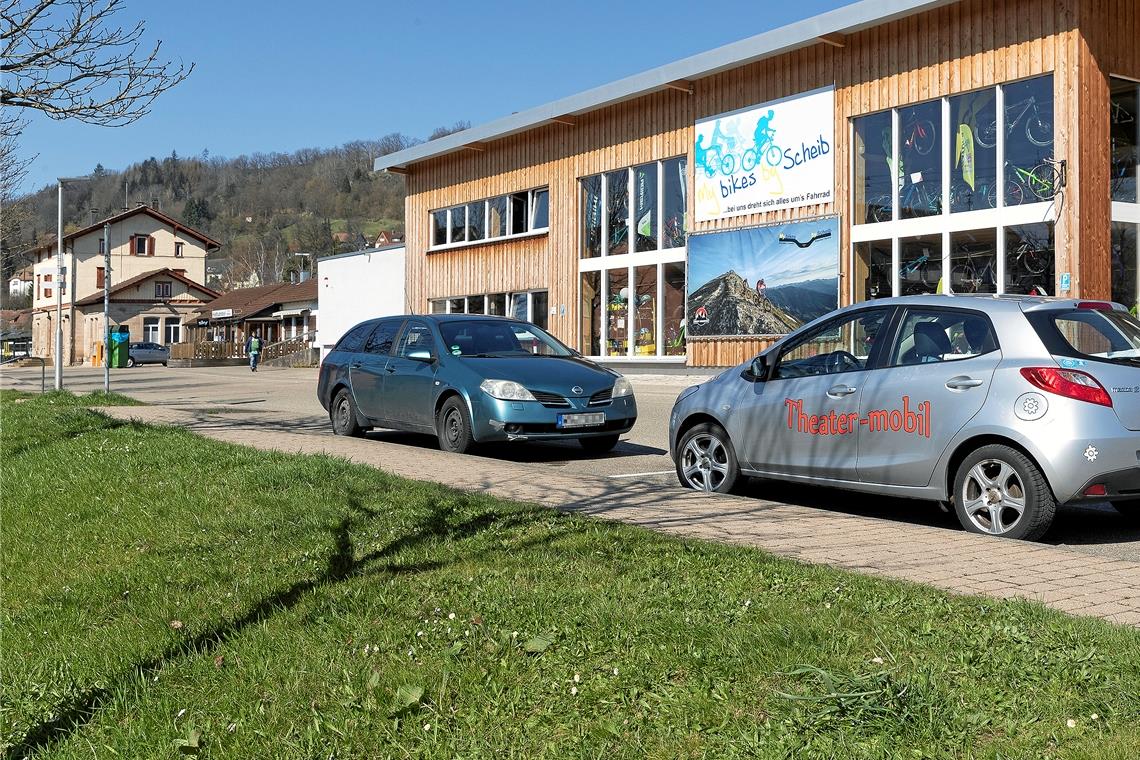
xmin=271 ymin=308 xmax=308 ymax=318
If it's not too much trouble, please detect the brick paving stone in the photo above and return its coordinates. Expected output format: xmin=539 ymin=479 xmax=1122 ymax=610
xmin=98 ymin=405 xmax=1140 ymax=628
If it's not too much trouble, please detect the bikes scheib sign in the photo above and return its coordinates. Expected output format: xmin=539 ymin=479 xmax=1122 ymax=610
xmin=694 ymin=86 xmax=835 ymax=222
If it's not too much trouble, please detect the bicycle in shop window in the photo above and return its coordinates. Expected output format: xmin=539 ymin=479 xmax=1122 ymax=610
xmin=866 ymin=178 xmax=942 ymax=222
xmin=901 ymin=110 xmax=937 ymax=156
xmin=867 ymin=252 xmax=939 ymax=298
xmin=976 ymin=95 xmax=1054 ymax=148
xmin=950 ymin=158 xmax=1065 ymax=209
xmin=950 ymin=239 xmax=1052 ymax=295
xmin=1111 ymin=140 xmax=1138 ymax=202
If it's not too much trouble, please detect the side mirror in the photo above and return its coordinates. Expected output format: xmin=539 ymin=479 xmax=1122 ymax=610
xmin=749 ymin=355 xmax=768 ymax=380
xmin=407 ymin=350 xmax=434 ymax=362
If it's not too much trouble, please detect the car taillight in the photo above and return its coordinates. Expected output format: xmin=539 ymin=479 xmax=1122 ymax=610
xmin=1077 ymin=301 xmax=1113 ymax=311
xmin=1020 ymin=367 xmax=1113 ymax=407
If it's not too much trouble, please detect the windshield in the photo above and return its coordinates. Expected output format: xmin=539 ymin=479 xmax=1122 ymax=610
xmin=439 ymin=319 xmax=573 ymax=358
xmin=1048 ymin=309 xmax=1140 ymax=361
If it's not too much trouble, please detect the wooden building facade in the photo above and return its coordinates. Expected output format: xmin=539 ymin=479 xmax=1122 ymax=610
xmin=379 ymin=0 xmax=1140 ymax=367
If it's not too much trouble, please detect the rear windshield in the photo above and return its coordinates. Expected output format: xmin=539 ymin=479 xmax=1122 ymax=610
xmin=1034 ymin=309 xmax=1140 ymax=364
xmin=439 ymin=320 xmax=572 ymax=357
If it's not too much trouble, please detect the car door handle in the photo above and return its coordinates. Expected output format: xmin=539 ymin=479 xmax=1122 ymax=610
xmin=827 ymin=384 xmax=858 ymax=397
xmin=946 ymin=376 xmax=984 ymax=390
xmin=385 ymin=366 xmax=396 ymax=373
xmin=349 ymin=362 xmax=361 ymax=369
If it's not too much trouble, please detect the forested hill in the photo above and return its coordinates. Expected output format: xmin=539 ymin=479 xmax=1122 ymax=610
xmin=10 ymin=122 xmax=467 ymax=288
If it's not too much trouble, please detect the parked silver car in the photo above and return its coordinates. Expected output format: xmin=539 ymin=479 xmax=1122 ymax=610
xmin=670 ymin=295 xmax=1140 ymax=540
xmin=128 ymin=342 xmax=170 ymax=367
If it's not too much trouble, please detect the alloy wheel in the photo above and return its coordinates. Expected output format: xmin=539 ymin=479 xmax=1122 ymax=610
xmin=680 ymin=433 xmax=730 ymax=492
xmin=960 ymin=458 xmax=1026 ymax=535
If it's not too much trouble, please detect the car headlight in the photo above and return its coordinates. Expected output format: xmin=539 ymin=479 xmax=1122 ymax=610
xmin=480 ymin=379 xmax=536 ymax=401
xmin=612 ymin=377 xmax=634 ymax=398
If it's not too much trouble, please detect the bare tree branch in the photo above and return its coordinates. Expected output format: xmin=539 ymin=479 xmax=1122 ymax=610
xmin=1 ymin=0 xmax=193 ymax=131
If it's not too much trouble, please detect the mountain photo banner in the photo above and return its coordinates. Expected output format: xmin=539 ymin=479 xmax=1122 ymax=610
xmin=694 ymin=85 xmax=835 ymax=223
xmin=686 ymin=216 xmax=839 ymax=338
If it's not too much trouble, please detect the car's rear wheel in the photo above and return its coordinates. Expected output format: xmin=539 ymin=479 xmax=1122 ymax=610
xmin=675 ymin=422 xmax=739 ymax=493
xmin=579 ymin=434 xmax=620 ymax=453
xmin=953 ymin=444 xmax=1055 ymax=540
xmin=437 ymin=396 xmax=474 ymax=454
xmin=330 ymin=389 xmax=364 ymax=437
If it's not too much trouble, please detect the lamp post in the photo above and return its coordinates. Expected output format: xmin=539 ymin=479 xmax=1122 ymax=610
xmin=103 ymin=221 xmax=111 ymax=393
xmin=54 ymin=175 xmax=93 ymax=390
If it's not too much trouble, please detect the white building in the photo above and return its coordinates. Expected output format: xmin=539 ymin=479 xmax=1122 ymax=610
xmin=8 ymin=268 xmax=33 ymax=297
xmin=317 ymin=244 xmax=406 ymax=360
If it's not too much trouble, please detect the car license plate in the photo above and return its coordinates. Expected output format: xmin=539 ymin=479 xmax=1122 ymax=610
xmin=557 ymin=412 xmax=605 ymax=428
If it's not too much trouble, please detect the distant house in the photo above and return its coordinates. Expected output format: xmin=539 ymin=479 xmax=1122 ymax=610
xmin=25 ymin=204 xmax=221 ymax=364
xmin=206 ymin=259 xmax=260 ymax=290
xmin=8 ymin=267 xmax=33 ymax=297
xmin=0 ymin=308 xmax=32 ymax=357
xmin=373 ymin=230 xmax=404 ymax=247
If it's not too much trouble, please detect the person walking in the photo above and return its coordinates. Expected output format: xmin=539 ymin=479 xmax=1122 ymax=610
xmin=245 ymin=330 xmax=264 ymax=372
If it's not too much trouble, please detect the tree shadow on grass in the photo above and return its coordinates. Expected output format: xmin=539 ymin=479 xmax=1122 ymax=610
xmin=7 ymin=487 xmax=577 ymax=758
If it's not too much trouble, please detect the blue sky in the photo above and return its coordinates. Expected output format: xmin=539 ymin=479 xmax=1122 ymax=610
xmin=687 ymin=216 xmax=840 ymax=294
xmin=15 ymin=0 xmax=848 ymax=195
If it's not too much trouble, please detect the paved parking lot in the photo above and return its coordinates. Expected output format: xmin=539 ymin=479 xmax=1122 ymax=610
xmin=4 ymin=363 xmax=1140 ymax=624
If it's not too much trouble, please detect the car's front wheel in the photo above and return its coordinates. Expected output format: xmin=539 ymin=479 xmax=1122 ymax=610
xmin=953 ymin=444 xmax=1056 ymax=540
xmin=126 ymin=357 xmax=136 ymax=367
xmin=330 ymin=389 xmax=364 ymax=437
xmin=579 ymin=434 xmax=620 ymax=453
xmin=675 ymin=422 xmax=739 ymax=493
xmin=437 ymin=396 xmax=474 ymax=454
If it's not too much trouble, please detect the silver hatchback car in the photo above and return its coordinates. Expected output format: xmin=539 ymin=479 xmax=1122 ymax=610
xmin=670 ymin=295 xmax=1140 ymax=540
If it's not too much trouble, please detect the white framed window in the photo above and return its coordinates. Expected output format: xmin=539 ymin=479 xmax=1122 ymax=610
xmin=430 ymin=290 xmax=548 ymax=326
xmin=851 ymin=74 xmax=1062 ymax=301
xmin=143 ymin=317 xmax=160 ymax=343
xmin=429 ymin=187 xmax=550 ymax=251
xmin=163 ymin=317 xmax=180 ymax=345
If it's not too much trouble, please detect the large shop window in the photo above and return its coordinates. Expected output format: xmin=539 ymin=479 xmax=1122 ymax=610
xmin=1111 ymin=77 xmax=1139 ymax=313
xmin=578 ymin=157 xmax=689 ymax=358
xmin=429 ymin=187 xmax=549 ymax=250
xmin=852 ymin=75 xmax=1060 ymax=300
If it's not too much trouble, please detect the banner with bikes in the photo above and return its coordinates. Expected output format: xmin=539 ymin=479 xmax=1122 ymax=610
xmin=687 ymin=216 xmax=839 ymax=338
xmin=694 ymin=86 xmax=835 ymax=223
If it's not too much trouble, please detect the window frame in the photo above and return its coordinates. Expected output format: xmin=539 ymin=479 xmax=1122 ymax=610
xmin=770 ymin=306 xmax=896 ymax=381
xmin=1110 ymin=75 xmax=1140 ymax=313
xmin=884 ymin=307 xmax=1000 ymax=367
xmin=155 ymin=281 xmax=173 ymax=299
xmin=429 ymin=186 xmax=550 ymax=252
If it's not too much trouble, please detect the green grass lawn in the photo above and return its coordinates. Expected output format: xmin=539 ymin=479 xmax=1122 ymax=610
xmin=3 ymin=392 xmax=1139 ymax=758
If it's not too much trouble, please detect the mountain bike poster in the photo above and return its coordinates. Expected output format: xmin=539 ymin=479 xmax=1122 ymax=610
xmin=686 ymin=216 xmax=840 ymax=337
xmin=694 ymin=86 xmax=835 ymax=223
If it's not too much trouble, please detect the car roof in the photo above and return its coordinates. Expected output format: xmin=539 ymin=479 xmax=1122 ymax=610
xmin=840 ymin=294 xmax=1122 ymax=314
xmin=371 ymin=314 xmax=521 ymax=324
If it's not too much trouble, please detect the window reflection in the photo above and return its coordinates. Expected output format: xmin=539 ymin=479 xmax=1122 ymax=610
xmin=854 ymin=111 xmax=893 ymax=224
xmin=607 ymin=269 xmax=629 ymax=355
xmin=663 ymin=263 xmax=686 ymax=356
xmin=1111 ymin=222 xmax=1138 ymax=313
xmin=1002 ymin=76 xmax=1054 ymax=206
xmin=899 ymin=235 xmax=941 ymax=295
xmin=899 ymin=100 xmax=942 ymax=218
xmin=580 ymin=272 xmax=601 ymax=355
xmin=634 ymin=265 xmax=656 ymax=354
xmin=634 ymin=163 xmax=657 ymax=252
xmin=662 ymin=157 xmax=687 ymax=249
xmin=1111 ymin=77 xmax=1138 ymax=203
xmin=854 ymin=240 xmax=892 ymax=301
xmin=606 ymin=170 xmax=629 ymax=255
xmin=582 ymin=175 xmax=602 ymax=258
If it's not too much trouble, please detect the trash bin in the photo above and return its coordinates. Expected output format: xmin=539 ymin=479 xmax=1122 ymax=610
xmin=109 ymin=326 xmax=130 ymax=368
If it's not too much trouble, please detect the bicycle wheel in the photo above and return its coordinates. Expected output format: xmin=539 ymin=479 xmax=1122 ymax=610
xmin=1027 ymin=116 xmax=1053 ymax=147
xmin=867 ymin=195 xmax=893 ymax=223
xmin=719 ymin=153 xmax=737 ymax=176
xmin=950 ymin=264 xmax=979 ymax=294
xmin=976 ymin=120 xmax=998 ymax=148
xmin=994 ymin=179 xmax=1025 ymax=207
xmin=765 ymin=144 xmax=783 ymax=167
xmin=1021 ymin=244 xmax=1044 ymax=274
xmin=1025 ymin=163 xmax=1058 ymax=200
xmin=911 ymin=120 xmax=937 ymax=155
xmin=740 ymin=148 xmax=758 ymax=171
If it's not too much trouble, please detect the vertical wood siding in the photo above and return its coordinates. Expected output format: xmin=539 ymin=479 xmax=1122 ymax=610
xmin=404 ymin=0 xmax=1130 ymax=366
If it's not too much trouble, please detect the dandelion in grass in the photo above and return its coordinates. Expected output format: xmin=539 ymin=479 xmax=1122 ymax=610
xmin=1067 ymin=719 xmax=1077 ymax=728
xmin=574 ymin=674 xmax=580 ymax=683
xmin=1091 ymin=713 xmax=1099 ymax=720
xmin=871 ymin=657 xmax=884 ymax=664
xmin=571 ymin=686 xmax=578 ymax=696
xmin=423 ymin=723 xmax=431 ymax=731
xmin=448 ymin=612 xmax=456 ymax=620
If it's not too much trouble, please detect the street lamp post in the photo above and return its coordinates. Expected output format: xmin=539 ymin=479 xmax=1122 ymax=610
xmin=54 ymin=175 xmax=93 ymax=390
xmin=103 ymin=221 xmax=111 ymax=394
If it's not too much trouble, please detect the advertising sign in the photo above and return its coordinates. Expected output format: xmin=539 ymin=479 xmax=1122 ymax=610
xmin=694 ymin=86 xmax=835 ymax=222
xmin=687 ymin=216 xmax=839 ymax=337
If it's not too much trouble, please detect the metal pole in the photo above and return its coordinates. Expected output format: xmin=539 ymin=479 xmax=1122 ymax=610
xmin=54 ymin=180 xmax=63 ymax=390
xmin=103 ymin=221 xmax=111 ymax=393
